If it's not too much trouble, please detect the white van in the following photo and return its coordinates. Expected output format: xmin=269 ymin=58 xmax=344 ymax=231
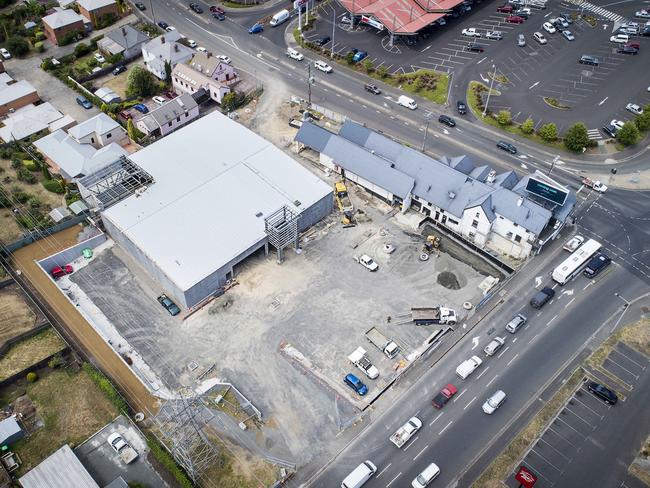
xmin=342 ymin=461 xmax=377 ymax=488
xmin=270 ymin=9 xmax=290 ymax=26
xmin=398 ymin=95 xmax=417 ymax=110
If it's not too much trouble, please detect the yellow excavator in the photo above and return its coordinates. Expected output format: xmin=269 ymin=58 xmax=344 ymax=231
xmin=423 ymin=234 xmax=441 ymax=254
xmin=334 ymin=181 xmax=356 ymax=227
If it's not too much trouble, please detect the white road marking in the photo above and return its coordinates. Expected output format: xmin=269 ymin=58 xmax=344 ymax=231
xmin=429 ymin=412 xmax=444 ymax=426
xmin=497 ymin=346 xmax=510 ymax=359
xmin=439 ymin=420 xmax=453 ymax=435
xmin=565 ymin=297 xmax=575 ymax=309
xmin=403 ymin=435 xmax=419 ymax=451
xmin=377 ymin=463 xmax=392 ymax=478
xmin=583 ymin=281 xmax=593 ymax=290
xmin=486 ymin=374 xmax=499 ymax=388
xmin=506 ymin=353 xmax=520 ymax=366
xmin=476 ymin=366 xmax=490 ymax=380
xmin=413 ymin=445 xmax=429 ymax=460
xmin=453 ymin=388 xmax=467 ymax=403
xmin=529 ymin=81 xmax=540 ymax=89
xmin=464 ymin=396 xmax=477 ymax=410
xmin=386 ymin=472 xmax=402 ymax=487
xmin=477 ymin=56 xmax=487 ymax=64
xmin=598 ymin=96 xmax=609 ymax=106
xmin=547 ymin=315 xmax=558 ymax=326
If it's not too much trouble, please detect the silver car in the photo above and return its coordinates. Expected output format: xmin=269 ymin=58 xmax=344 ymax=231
xmin=486 ymin=30 xmax=503 ymax=40
xmin=482 ymin=390 xmax=507 ymax=414
xmin=484 ymin=337 xmax=506 ymax=356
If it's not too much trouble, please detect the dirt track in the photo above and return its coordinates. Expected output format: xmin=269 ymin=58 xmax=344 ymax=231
xmin=10 ymin=225 xmax=159 ymax=415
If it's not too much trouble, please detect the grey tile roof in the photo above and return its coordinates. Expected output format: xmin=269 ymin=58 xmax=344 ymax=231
xmin=77 ymin=0 xmax=115 ymax=10
xmin=68 ymin=113 xmax=120 ymax=139
xmin=142 ymin=93 xmax=197 ymax=128
xmin=105 ymin=25 xmax=148 ymax=50
xmin=42 ymin=9 xmax=85 ymax=28
xmin=19 ymin=444 xmax=99 ymax=488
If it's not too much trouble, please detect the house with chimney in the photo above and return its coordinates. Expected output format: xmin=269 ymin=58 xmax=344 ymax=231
xmin=42 ymin=8 xmax=87 ymax=46
xmin=136 ymin=93 xmax=199 ymax=138
xmin=77 ymin=0 xmax=119 ymax=27
xmin=172 ymin=52 xmax=237 ymax=104
xmin=98 ymin=25 xmax=148 ymax=58
xmin=141 ymin=31 xmax=194 ymax=80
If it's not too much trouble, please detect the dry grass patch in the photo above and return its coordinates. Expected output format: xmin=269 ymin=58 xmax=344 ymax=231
xmin=11 ymin=368 xmax=119 ymax=473
xmin=618 ymin=317 xmax=650 ymax=356
xmin=101 ymin=71 xmax=130 ymax=99
xmin=0 ymin=328 xmax=66 ymax=382
xmin=0 ymin=287 xmax=37 ymax=347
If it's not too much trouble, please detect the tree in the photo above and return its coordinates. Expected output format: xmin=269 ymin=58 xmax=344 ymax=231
xmin=345 ymin=52 xmax=354 ymax=65
xmin=41 ymin=164 xmax=51 ymax=181
xmin=520 ymin=117 xmax=534 ymax=134
xmin=363 ymin=58 xmax=373 ymax=73
xmin=563 ymin=122 xmax=589 ymax=152
xmin=221 ymin=92 xmax=237 ymax=112
xmin=126 ymin=66 xmax=157 ymax=98
xmin=74 ymin=42 xmax=91 ymax=57
xmin=164 ymin=60 xmax=172 ymax=82
xmin=100 ymin=102 xmax=109 ymax=113
xmin=496 ymin=110 xmax=511 ymax=126
xmin=538 ymin=123 xmax=558 ymax=142
xmin=126 ymin=119 xmax=143 ymax=142
xmin=617 ymin=121 xmax=639 ymax=146
xmin=377 ymin=65 xmax=388 ymax=79
xmin=634 ymin=109 xmax=650 ymax=132
xmin=6 ymin=36 xmax=29 ymax=57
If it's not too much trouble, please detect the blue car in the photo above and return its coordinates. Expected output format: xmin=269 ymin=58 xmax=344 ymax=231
xmin=249 ymin=22 xmax=263 ymax=34
xmin=352 ymin=50 xmax=368 ymax=62
xmin=344 ymin=373 xmax=368 ymax=396
xmin=76 ymin=96 xmax=92 ymax=109
xmin=133 ymin=103 xmax=149 ymax=114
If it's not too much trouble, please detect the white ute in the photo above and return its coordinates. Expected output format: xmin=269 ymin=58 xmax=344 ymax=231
xmin=107 ymin=432 xmax=138 ymax=464
xmin=286 ymin=48 xmax=304 ymax=61
xmin=348 ymin=347 xmax=379 ymax=379
xmin=390 ymin=416 xmax=422 ymax=448
xmin=462 ymin=27 xmax=481 ymax=37
xmin=456 ymin=356 xmax=483 ymax=379
xmin=354 ymin=254 xmax=379 ymax=271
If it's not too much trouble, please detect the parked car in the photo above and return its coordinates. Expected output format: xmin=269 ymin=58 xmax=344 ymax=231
xmin=196 ymin=46 xmax=208 ymax=53
xmin=248 ymin=22 xmax=263 ymax=34
xmin=579 ymin=55 xmax=599 ymax=66
xmin=617 ymin=45 xmax=639 ymax=54
xmin=157 ymin=293 xmax=181 ymax=315
xmin=94 ymin=52 xmax=106 ymax=63
xmin=344 ymin=373 xmax=368 ymax=396
xmin=213 ymin=11 xmax=225 ymax=20
xmin=611 ymin=119 xmax=625 ymax=131
xmin=462 ymin=27 xmax=482 ymax=37
xmin=587 ymin=381 xmax=618 ymax=404
xmin=635 ymin=9 xmax=650 ymax=18
xmin=217 ymin=55 xmax=231 ymax=64
xmin=164 ymin=90 xmax=177 ymax=99
xmin=496 ymin=4 xmax=514 ymax=13
xmin=610 ymin=33 xmax=629 ymax=43
xmin=505 ymin=15 xmax=525 ymax=23
xmin=165 ymin=25 xmax=176 ymax=31
xmin=542 ymin=21 xmax=556 ymax=34
xmin=602 ymin=124 xmax=617 ymax=138
xmin=438 ymin=114 xmax=456 ymax=127
xmin=496 ymin=140 xmax=517 ymax=154
xmin=625 ymin=41 xmax=641 ymax=50
xmin=466 ymin=43 xmax=485 ymax=52
xmin=563 ymin=235 xmax=584 ymax=252
xmin=152 ymin=95 xmax=166 ymax=105
xmin=517 ymin=34 xmax=526 ymax=46
xmin=187 ymin=39 xmax=197 ymax=48
xmin=559 ymin=13 xmax=573 ymax=23
xmin=554 ymin=16 xmax=569 ymax=28
xmin=76 ymin=96 xmax=93 ymax=109
xmin=457 ymin=100 xmax=467 ymax=114
xmin=314 ymin=60 xmax=333 ymax=73
xmin=626 ymin=103 xmax=643 ymax=115
xmin=133 ymin=103 xmax=149 ymax=113
xmin=352 ymin=50 xmax=368 ymax=62
xmin=112 ymin=65 xmax=127 ymax=75
xmin=533 ymin=32 xmax=547 ymax=44
xmin=364 ymin=83 xmax=381 ymax=95
xmin=51 ymin=264 xmax=73 ymax=279
xmin=561 ymin=30 xmax=574 ymax=40
xmin=119 ymin=110 xmax=132 ymax=120
xmin=135 ymin=2 xmax=146 ymax=10
xmin=515 ymin=7 xmax=530 ymax=18
xmin=486 ymin=30 xmax=503 ymax=40
xmin=313 ymin=36 xmax=330 ymax=46
xmin=157 ymin=21 xmax=169 ymax=29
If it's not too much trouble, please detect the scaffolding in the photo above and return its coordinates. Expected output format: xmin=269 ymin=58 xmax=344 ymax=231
xmin=265 ymin=205 xmax=300 ymax=264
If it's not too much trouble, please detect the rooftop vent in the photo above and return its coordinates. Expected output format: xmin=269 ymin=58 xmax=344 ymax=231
xmin=134 ymin=186 xmax=148 ymax=197
xmin=294 ymin=200 xmax=302 ymax=207
xmin=486 ymin=170 xmax=497 ymax=183
xmin=255 ymin=212 xmax=263 ymax=218
xmin=448 ymin=191 xmax=456 ymax=199
xmin=517 ymin=197 xmax=524 ymax=207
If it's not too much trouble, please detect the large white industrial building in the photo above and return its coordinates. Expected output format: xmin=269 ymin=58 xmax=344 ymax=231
xmin=80 ymin=111 xmax=332 ymax=309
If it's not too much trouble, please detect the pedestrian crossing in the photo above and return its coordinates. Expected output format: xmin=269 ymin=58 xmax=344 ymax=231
xmin=587 ymin=128 xmax=602 ymax=140
xmin=569 ymin=0 xmax=628 ymax=23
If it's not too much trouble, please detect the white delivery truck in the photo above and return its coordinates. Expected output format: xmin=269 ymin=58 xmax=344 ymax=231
xmin=397 ymin=95 xmax=417 ymax=110
xmin=341 ymin=461 xmax=377 ymax=488
xmin=270 ymin=9 xmax=290 ymax=26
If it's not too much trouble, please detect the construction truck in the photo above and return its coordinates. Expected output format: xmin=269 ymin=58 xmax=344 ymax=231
xmin=366 ymin=327 xmax=400 ymax=359
xmin=422 ymin=234 xmax=441 ymax=254
xmin=334 ymin=182 xmax=357 ymax=227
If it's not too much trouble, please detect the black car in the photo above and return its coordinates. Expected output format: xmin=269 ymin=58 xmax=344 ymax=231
xmin=617 ymin=46 xmax=639 ymax=55
xmin=466 ymin=43 xmax=485 ymax=52
xmin=213 ymin=11 xmax=225 ymax=20
xmin=496 ymin=140 xmax=517 ymax=154
xmin=587 ymin=382 xmax=618 ymax=405
xmin=135 ymin=1 xmax=146 ymax=10
xmin=583 ymin=253 xmax=611 ymax=278
xmin=559 ymin=13 xmax=573 ymax=23
xmin=112 ymin=65 xmax=127 ymax=75
xmin=364 ymin=83 xmax=381 ymax=95
xmin=157 ymin=20 xmax=169 ymax=29
xmin=602 ymin=124 xmax=618 ymax=138
xmin=313 ymin=36 xmax=331 ymax=46
xmin=157 ymin=294 xmax=181 ymax=316
xmin=530 ymin=287 xmax=554 ymax=309
xmin=456 ymin=100 xmax=467 ymax=115
xmin=190 ymin=2 xmax=203 ymax=13
xmin=438 ymin=114 xmax=456 ymax=127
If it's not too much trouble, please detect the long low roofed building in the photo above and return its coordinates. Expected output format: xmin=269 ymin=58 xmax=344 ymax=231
xmin=295 ymin=120 xmax=575 ymax=262
xmin=85 ymin=110 xmax=333 ymax=309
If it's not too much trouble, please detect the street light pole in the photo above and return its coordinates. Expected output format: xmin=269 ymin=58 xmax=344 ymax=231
xmin=422 ymin=114 xmax=432 ymax=152
xmin=307 ymin=62 xmax=313 ymax=106
xmin=548 ymin=155 xmax=560 ymax=176
xmin=482 ymin=63 xmax=497 ymax=118
xmin=331 ymin=7 xmax=335 ymax=58
xmin=614 ymin=293 xmax=630 ymax=308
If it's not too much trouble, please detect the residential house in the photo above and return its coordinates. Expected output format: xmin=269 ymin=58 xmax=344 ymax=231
xmin=0 ymin=102 xmax=76 ymax=142
xmin=42 ymin=8 xmax=86 ymax=46
xmin=77 ymin=0 xmax=120 ymax=28
xmin=0 ymin=80 xmax=39 ymax=116
xmin=136 ymin=93 xmax=199 ymax=137
xmin=141 ymin=31 xmax=194 ymax=80
xmin=98 ymin=25 xmax=148 ymax=58
xmin=172 ymin=53 xmax=237 ymax=104
xmin=67 ymin=112 xmax=127 ymax=147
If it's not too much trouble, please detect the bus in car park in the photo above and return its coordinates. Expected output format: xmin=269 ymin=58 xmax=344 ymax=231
xmin=552 ymin=239 xmax=602 ymax=285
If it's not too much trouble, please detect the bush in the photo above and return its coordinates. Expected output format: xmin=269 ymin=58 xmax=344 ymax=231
xmin=221 ymin=91 xmax=238 ymax=112
xmin=26 ymin=372 xmax=38 ymax=383
xmin=41 ymin=58 xmax=54 ymax=70
xmin=42 ymin=178 xmax=65 ymax=193
xmin=81 ymin=362 xmax=130 ymax=412
xmin=635 ymin=109 xmax=650 ymax=132
xmin=12 ymin=190 xmax=31 ymax=203
xmin=27 ymin=196 xmax=41 ymax=209
xmin=34 ymin=31 xmax=45 ymax=41
xmin=17 ymin=167 xmax=37 ymax=183
xmin=538 ymin=123 xmax=558 ymax=142
xmin=74 ymin=42 xmax=91 ymax=57
xmin=59 ymin=30 xmax=82 ymax=46
xmin=345 ymin=51 xmax=354 ymax=64
xmin=521 ymin=118 xmax=534 ymax=134
xmin=363 ymin=59 xmax=374 ymax=73
xmin=48 ymin=354 xmax=65 ymax=369
xmin=96 ymin=13 xmax=118 ymax=29
xmin=496 ymin=110 xmax=511 ymax=126
xmin=34 ymin=41 xmax=44 ymax=53
xmin=377 ymin=65 xmax=388 ymax=79
xmin=23 ymin=159 xmax=38 ymax=171
xmin=563 ymin=122 xmax=589 ymax=152
xmin=6 ymin=36 xmax=29 ymax=57
xmin=145 ymin=433 xmax=193 ymax=488
xmin=617 ymin=121 xmax=640 ymax=146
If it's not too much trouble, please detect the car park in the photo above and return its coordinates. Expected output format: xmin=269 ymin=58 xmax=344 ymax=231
xmin=505 ymin=313 xmax=527 ymax=333
xmin=482 ymin=390 xmax=507 ymax=414
xmin=76 ymin=96 xmax=93 ymax=109
xmin=462 ymin=27 xmax=482 ymax=37
xmin=496 ymin=140 xmax=517 ymax=153
xmin=411 ymin=463 xmax=440 ymax=488
xmin=344 ymin=373 xmax=368 ymax=396
xmin=157 ymin=294 xmax=181 ymax=315
xmin=135 ymin=2 xmax=145 ymax=9
xmin=517 ymin=34 xmax=526 ymax=46
xmin=496 ymin=4 xmax=514 ymax=13
xmin=554 ymin=17 xmax=569 ymax=28
xmin=51 ymin=264 xmax=73 ymax=279
xmin=603 ymin=124 xmax=618 ymax=138
xmin=466 ymin=43 xmax=485 ymax=52
xmin=529 ymin=0 xmax=547 ymax=9
xmin=456 ymin=356 xmax=483 ymax=379
xmin=559 ymin=13 xmax=573 ymax=23
xmin=610 ymin=33 xmax=629 ymax=43
xmin=484 ymin=336 xmax=505 ymax=356
xmin=563 ymin=235 xmax=584 ymax=252
xmin=486 ymin=30 xmax=503 ymax=40
xmin=457 ymin=100 xmax=467 ymax=114
xmin=314 ymin=60 xmax=333 ymax=73
xmin=587 ymin=381 xmax=618 ymax=405
xmin=626 ymin=103 xmax=643 ymax=115
xmin=213 ymin=11 xmax=225 ymax=20
xmin=561 ymin=30 xmax=574 ymax=41
xmin=364 ymin=83 xmax=381 ymax=94
xmin=530 ymin=287 xmax=555 ymax=309
xmin=187 ymin=39 xmax=197 ymax=48
xmin=542 ymin=22 xmax=556 ymax=34
xmin=533 ymin=32 xmax=547 ymax=44
xmin=625 ymin=41 xmax=641 ymax=50
xmin=617 ymin=45 xmax=639 ymax=55
xmin=286 ymin=48 xmax=304 ymax=61
xmin=153 ymin=95 xmax=166 ymax=105
xmin=249 ymin=23 xmax=263 ymax=34
xmin=611 ymin=119 xmax=625 ymax=131
xmin=112 ymin=65 xmax=127 ymax=75
xmin=313 ymin=36 xmax=331 ymax=46
xmin=506 ymin=15 xmax=525 ymax=23
xmin=583 ymin=253 xmax=611 ymax=278
xmin=515 ymin=7 xmax=531 ymax=18
xmin=579 ymin=55 xmax=599 ymax=66
xmin=133 ymin=103 xmax=149 ymax=113
xmin=217 ymin=55 xmax=231 ymax=64
xmin=438 ymin=114 xmax=456 ymax=127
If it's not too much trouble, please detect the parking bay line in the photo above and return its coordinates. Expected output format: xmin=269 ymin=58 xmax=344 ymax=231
xmin=529 ymin=448 xmax=564 ymax=473
xmin=376 ymin=463 xmax=392 ymax=478
xmin=554 ymin=414 xmax=588 ymax=439
xmin=605 ymin=356 xmax=640 ymax=379
xmin=563 ymin=405 xmax=597 ymax=428
xmin=429 ymin=412 xmax=444 ymax=427
xmin=538 ymin=437 xmax=574 ymax=462
xmin=571 ymin=395 xmax=606 ymax=418
xmin=386 ymin=472 xmax=402 ymax=488
xmin=439 ymin=420 xmax=453 ymax=435
xmin=547 ymin=426 xmax=581 ymax=450
xmin=464 ymin=396 xmax=477 ymax=410
xmin=612 ymin=348 xmax=647 ymax=369
xmin=413 ymin=445 xmax=429 ymax=461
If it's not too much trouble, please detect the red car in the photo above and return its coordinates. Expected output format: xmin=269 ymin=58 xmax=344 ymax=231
xmin=432 ymin=383 xmax=458 ymax=409
xmin=119 ymin=110 xmax=132 ymax=120
xmin=51 ymin=264 xmax=73 ymax=279
xmin=164 ymin=90 xmax=178 ymax=99
xmin=506 ymin=15 xmax=525 ymax=23
xmin=496 ymin=4 xmax=514 ymax=13
xmin=209 ymin=5 xmax=225 ymax=14
xmin=625 ymin=41 xmax=640 ymax=49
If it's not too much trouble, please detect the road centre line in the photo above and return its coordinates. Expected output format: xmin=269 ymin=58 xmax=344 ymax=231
xmin=497 ymin=346 xmax=510 ymax=359
xmin=485 ymin=374 xmax=498 ymax=388
xmin=476 ymin=366 xmax=490 ymax=380
xmin=429 ymin=412 xmax=444 ymax=426
xmin=386 ymin=472 xmax=402 ymax=487
xmin=506 ymin=353 xmax=520 ymax=367
xmin=413 ymin=445 xmax=429 ymax=461
xmin=439 ymin=420 xmax=453 ymax=435
xmin=454 ymin=388 xmax=468 ymax=403
xmin=464 ymin=396 xmax=477 ymax=410
xmin=377 ymin=463 xmax=392 ymax=478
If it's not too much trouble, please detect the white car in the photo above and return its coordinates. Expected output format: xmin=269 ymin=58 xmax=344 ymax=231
xmin=462 ymin=27 xmax=481 ymax=37
xmin=0 ymin=48 xmax=10 ymax=59
xmin=533 ymin=32 xmax=547 ymax=44
xmin=314 ymin=60 xmax=332 ymax=73
xmin=165 ymin=25 xmax=176 ymax=32
xmin=94 ymin=52 xmax=106 ymax=63
xmin=635 ymin=10 xmax=650 ymax=18
xmin=152 ymin=95 xmax=166 ymax=105
xmin=610 ymin=33 xmax=629 ymax=43
xmin=196 ymin=46 xmax=207 ymax=53
xmin=611 ymin=119 xmax=625 ymax=130
xmin=542 ymin=22 xmax=556 ymax=34
xmin=286 ymin=48 xmax=304 ymax=61
xmin=355 ymin=254 xmax=378 ymax=271
xmin=412 ymin=463 xmax=440 ymax=488
xmin=217 ymin=55 xmax=231 ymax=64
xmin=456 ymin=356 xmax=483 ymax=379
xmin=563 ymin=235 xmax=584 ymax=252
xmin=187 ymin=39 xmax=197 ymax=48
xmin=626 ymin=103 xmax=643 ymax=115
xmin=562 ymin=30 xmax=574 ymax=41
xmin=486 ymin=30 xmax=503 ymax=40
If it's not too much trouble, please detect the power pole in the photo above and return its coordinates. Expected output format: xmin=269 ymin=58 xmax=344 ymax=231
xmin=483 ymin=63 xmax=497 ymax=117
xmin=307 ymin=63 xmax=313 ymax=106
xmin=548 ymin=155 xmax=560 ymax=176
xmin=422 ymin=113 xmax=432 ymax=152
xmin=331 ymin=6 xmax=335 ymax=58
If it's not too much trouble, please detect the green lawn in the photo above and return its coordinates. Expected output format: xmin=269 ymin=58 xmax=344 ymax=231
xmin=374 ymin=70 xmax=450 ymax=105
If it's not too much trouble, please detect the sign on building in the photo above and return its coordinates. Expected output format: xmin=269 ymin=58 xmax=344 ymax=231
xmin=525 ymin=176 xmax=568 ymax=206
xmin=360 ymin=15 xmax=384 ymax=30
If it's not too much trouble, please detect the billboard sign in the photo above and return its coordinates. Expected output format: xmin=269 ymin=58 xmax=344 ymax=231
xmin=515 ymin=466 xmax=538 ymax=488
xmin=525 ymin=176 xmax=568 ymax=206
xmin=360 ymin=15 xmax=384 ymax=30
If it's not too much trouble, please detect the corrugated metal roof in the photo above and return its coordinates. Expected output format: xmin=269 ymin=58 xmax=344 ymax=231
xmin=19 ymin=444 xmax=99 ymax=488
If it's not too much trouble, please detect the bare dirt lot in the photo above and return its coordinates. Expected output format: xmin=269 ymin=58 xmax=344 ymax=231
xmin=0 ymin=283 xmax=45 ymax=348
